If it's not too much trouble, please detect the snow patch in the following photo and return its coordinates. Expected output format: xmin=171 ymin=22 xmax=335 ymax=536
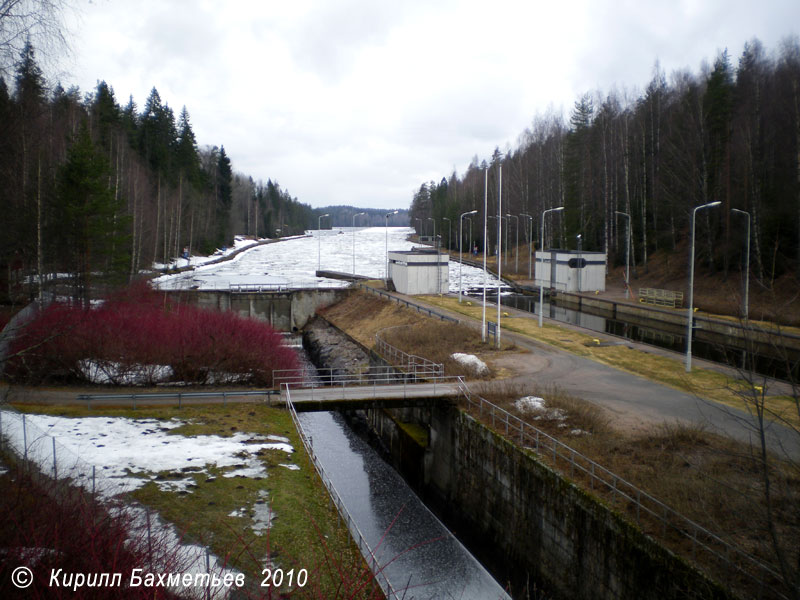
xmin=514 ymin=396 xmax=567 ymax=421
xmin=450 ymin=353 xmax=489 ymax=376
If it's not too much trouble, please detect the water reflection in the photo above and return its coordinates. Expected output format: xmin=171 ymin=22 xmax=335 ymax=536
xmin=298 ymin=411 xmax=509 ymax=600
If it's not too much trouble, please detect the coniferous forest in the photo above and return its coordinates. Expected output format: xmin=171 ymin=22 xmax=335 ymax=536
xmin=0 ymin=42 xmax=315 ymax=304
xmin=410 ymin=38 xmax=800 ymax=292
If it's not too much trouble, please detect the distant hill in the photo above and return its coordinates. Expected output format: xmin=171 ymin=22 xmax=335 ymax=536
xmin=313 ymin=206 xmax=409 ymax=228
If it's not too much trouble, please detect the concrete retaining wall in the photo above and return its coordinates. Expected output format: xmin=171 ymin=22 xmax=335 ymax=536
xmin=163 ymin=288 xmax=347 ymax=331
xmin=368 ymin=404 xmax=730 ymax=600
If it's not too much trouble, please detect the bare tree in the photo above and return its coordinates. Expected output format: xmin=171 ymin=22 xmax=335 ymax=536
xmin=0 ymin=0 xmax=73 ymax=76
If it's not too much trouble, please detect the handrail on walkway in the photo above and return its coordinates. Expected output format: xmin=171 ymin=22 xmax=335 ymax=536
xmin=355 ymin=283 xmax=458 ymax=323
xmin=283 ymin=385 xmax=400 ymax=598
xmin=450 ymin=378 xmax=786 ymax=600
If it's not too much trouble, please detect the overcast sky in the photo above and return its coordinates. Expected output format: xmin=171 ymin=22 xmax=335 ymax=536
xmin=66 ymin=0 xmax=800 ymax=211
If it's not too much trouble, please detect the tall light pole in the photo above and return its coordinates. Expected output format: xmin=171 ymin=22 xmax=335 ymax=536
xmin=352 ymin=211 xmax=365 ymax=276
xmin=443 ymin=217 xmax=451 ymax=251
xmin=539 ymin=206 xmax=564 ymax=327
xmin=459 ymin=210 xmax=478 ymax=303
xmin=506 ymin=213 xmax=519 ymax=273
xmin=615 ymin=211 xmax=631 ymax=299
xmin=385 ymin=210 xmax=398 ymax=283
xmin=686 ymin=201 xmax=721 ymax=372
xmin=496 ymin=164 xmax=502 ymax=349
xmin=732 ymin=208 xmax=751 ymax=320
xmin=414 ymin=217 xmax=422 ymax=238
xmin=482 ymin=167 xmax=488 ymax=342
xmin=521 ymin=213 xmax=533 ymax=279
xmin=427 ymin=217 xmax=436 ymax=247
xmin=317 ymin=213 xmax=329 ymax=272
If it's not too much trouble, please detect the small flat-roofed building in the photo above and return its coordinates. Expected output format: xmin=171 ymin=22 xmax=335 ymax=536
xmin=534 ymin=250 xmax=606 ymax=292
xmin=388 ymin=248 xmax=449 ymax=295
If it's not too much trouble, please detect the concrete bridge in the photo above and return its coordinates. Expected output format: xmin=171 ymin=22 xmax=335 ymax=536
xmin=279 ymin=380 xmax=460 ymax=412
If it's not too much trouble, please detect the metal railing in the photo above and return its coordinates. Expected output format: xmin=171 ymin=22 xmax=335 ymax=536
xmin=229 ymin=282 xmax=289 ymax=293
xmin=283 ymin=386 xmax=400 ymax=599
xmin=272 ymin=365 xmax=444 ymax=390
xmin=639 ymin=287 xmax=684 ymax=308
xmin=451 ymin=378 xmax=787 ymax=600
xmin=374 ymin=325 xmax=444 ymax=378
xmin=76 ymin=390 xmax=276 ymax=409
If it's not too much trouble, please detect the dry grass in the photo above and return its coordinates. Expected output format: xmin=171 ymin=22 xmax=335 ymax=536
xmin=460 ymin=383 xmax=800 ymax=599
xmin=418 ymin=294 xmax=800 ymax=430
xmin=320 ymin=290 xmax=515 ymax=379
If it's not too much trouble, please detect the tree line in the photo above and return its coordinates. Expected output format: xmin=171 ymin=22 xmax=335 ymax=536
xmin=410 ymin=37 xmax=800 ymax=289
xmin=0 ymin=42 xmax=314 ymax=304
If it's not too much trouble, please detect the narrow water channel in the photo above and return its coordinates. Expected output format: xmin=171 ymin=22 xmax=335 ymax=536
xmin=297 ymin=411 xmax=510 ymax=600
xmin=471 ymin=290 xmax=797 ymax=381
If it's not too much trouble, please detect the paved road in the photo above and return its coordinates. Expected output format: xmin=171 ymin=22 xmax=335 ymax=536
xmin=395 ymin=292 xmax=800 ymax=460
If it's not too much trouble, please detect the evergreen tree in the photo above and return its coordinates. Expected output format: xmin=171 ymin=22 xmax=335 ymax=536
xmin=52 ymin=122 xmax=127 ymax=304
xmin=215 ymin=145 xmax=232 ymax=245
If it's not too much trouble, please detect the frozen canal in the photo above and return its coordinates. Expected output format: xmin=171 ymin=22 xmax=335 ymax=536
xmin=153 ymin=227 xmax=506 ymax=294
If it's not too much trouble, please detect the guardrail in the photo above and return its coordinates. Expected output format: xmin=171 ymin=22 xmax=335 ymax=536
xmin=229 ymin=282 xmax=289 ymax=293
xmin=355 ymin=283 xmax=459 ymax=323
xmin=272 ymin=367 xmax=457 ymax=392
xmin=283 ymin=386 xmax=400 ymax=598
xmin=374 ymin=325 xmax=444 ymax=378
xmin=76 ymin=390 xmax=276 ymax=409
xmin=639 ymin=287 xmax=684 ymax=308
xmin=451 ymin=378 xmax=786 ymax=600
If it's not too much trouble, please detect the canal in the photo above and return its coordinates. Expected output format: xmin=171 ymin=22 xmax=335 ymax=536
xmin=297 ymin=411 xmax=510 ymax=600
xmin=469 ymin=289 xmax=797 ymax=381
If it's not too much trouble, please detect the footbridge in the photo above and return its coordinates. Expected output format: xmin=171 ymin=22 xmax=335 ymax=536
xmin=273 ymin=367 xmax=464 ymax=412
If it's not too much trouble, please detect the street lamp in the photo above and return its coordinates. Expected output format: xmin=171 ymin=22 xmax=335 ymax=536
xmin=317 ymin=213 xmax=329 ymax=272
xmin=481 ymin=167 xmax=488 ymax=342
xmin=459 ymin=210 xmax=478 ymax=303
xmin=615 ymin=211 xmax=631 ymax=299
xmin=731 ymin=208 xmax=750 ymax=321
xmin=414 ymin=217 xmax=422 ymax=238
xmin=496 ymin=164 xmax=503 ymax=349
xmin=385 ymin=210 xmax=398 ymax=284
xmin=352 ymin=211 xmax=366 ymax=276
xmin=427 ymin=218 xmax=436 ymax=247
xmin=686 ymin=201 xmax=721 ymax=372
xmin=521 ymin=213 xmax=533 ymax=279
xmin=538 ymin=206 xmax=564 ymax=327
xmin=443 ymin=217 xmax=451 ymax=251
xmin=506 ymin=213 xmax=519 ymax=273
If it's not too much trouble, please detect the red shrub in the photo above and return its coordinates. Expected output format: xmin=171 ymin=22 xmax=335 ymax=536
xmin=4 ymin=285 xmax=298 ymax=386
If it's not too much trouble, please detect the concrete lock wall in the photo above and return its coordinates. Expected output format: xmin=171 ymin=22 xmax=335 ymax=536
xmin=163 ymin=289 xmax=347 ymax=331
xmin=366 ymin=404 xmax=729 ymax=600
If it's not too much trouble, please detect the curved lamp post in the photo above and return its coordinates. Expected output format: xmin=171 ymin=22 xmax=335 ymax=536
xmin=317 ymin=213 xmax=329 ymax=272
xmin=385 ymin=210 xmax=398 ymax=283
xmin=427 ymin=217 xmax=436 ymax=247
xmin=459 ymin=210 xmax=478 ymax=303
xmin=443 ymin=217 xmax=451 ymax=251
xmin=686 ymin=201 xmax=721 ymax=372
xmin=731 ymin=208 xmax=750 ymax=321
xmin=352 ymin=212 xmax=365 ymax=276
xmin=506 ymin=213 xmax=519 ymax=273
xmin=615 ymin=211 xmax=631 ymax=299
xmin=538 ymin=206 xmax=564 ymax=327
xmin=521 ymin=213 xmax=533 ymax=279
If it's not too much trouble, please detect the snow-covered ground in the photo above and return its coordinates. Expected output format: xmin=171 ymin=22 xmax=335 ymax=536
xmin=1 ymin=412 xmax=296 ymax=497
xmin=0 ymin=409 xmax=297 ymax=596
xmin=153 ymin=227 xmax=510 ymax=294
